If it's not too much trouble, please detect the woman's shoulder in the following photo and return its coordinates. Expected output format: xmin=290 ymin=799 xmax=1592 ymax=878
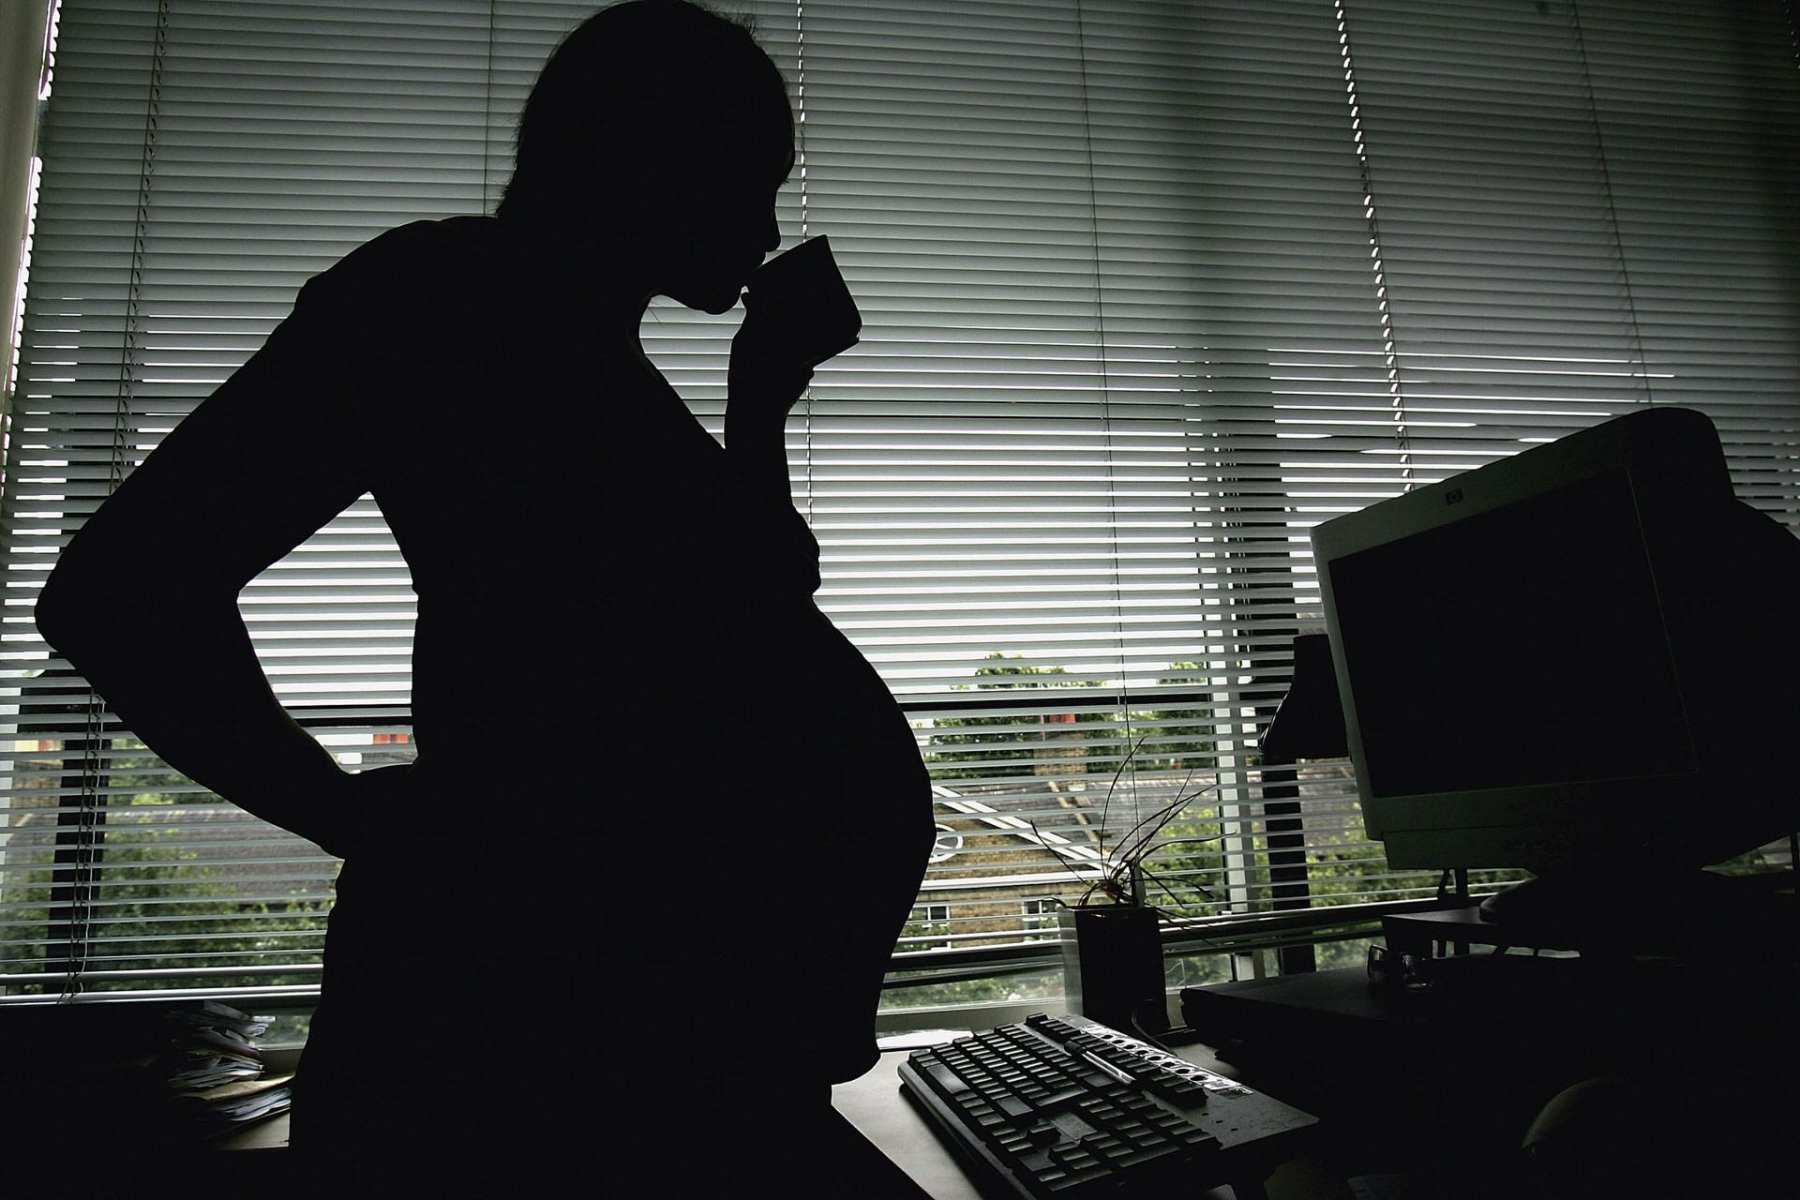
xmin=353 ymin=214 xmax=507 ymax=269
xmin=302 ymin=216 xmax=506 ymax=311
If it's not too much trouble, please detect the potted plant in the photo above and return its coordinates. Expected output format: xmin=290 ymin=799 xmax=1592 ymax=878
xmin=1048 ymin=740 xmax=1223 ymax=1032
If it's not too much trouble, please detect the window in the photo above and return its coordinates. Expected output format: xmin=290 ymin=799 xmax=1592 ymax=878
xmin=2 ymin=1 xmax=1796 ymax=1009
xmin=904 ymin=902 xmax=953 ymax=952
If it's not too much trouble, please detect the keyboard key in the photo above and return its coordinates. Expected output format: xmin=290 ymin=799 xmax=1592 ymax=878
xmin=996 ymin=1096 xmax=1032 ymax=1118
xmin=1084 ymin=1135 xmax=1128 ymax=1161
xmin=924 ymin=1063 xmax=971 ymax=1097
xmin=1115 ymin=1143 xmax=1184 ymax=1170
xmin=1046 ymin=1166 xmax=1114 ymax=1193
xmin=1035 ymin=1086 xmax=1088 ymax=1111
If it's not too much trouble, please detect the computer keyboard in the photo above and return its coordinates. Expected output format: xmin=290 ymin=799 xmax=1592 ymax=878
xmin=898 ymin=1011 xmax=1317 ymax=1198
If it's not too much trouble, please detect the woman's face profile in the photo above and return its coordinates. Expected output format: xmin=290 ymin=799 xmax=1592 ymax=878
xmin=646 ymin=113 xmax=794 ymax=315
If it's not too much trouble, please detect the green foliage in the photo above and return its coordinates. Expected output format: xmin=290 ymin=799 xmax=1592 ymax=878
xmin=1 ymin=739 xmax=332 ymax=998
xmin=1102 ymin=661 xmax=1234 ymax=911
xmin=1121 ymin=661 xmax=1215 ymax=775
xmin=925 ymin=654 xmax=1112 ymax=784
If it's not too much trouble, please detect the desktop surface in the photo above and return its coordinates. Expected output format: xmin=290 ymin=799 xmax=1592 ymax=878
xmin=217 ymin=1017 xmax=1337 ymax=1199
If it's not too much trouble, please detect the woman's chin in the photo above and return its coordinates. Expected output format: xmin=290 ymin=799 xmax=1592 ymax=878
xmin=667 ymin=278 xmax=748 ymax=315
xmin=704 ymin=290 xmax=745 ymax=315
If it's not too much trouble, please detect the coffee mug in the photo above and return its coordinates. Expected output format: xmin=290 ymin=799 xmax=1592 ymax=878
xmin=743 ymin=235 xmax=862 ymax=370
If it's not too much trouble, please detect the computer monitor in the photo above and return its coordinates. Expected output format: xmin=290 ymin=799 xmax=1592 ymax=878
xmin=1311 ymin=407 xmax=1800 ymax=909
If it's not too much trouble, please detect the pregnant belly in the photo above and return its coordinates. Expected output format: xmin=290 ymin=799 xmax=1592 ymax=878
xmin=725 ymin=602 xmax=935 ymax=1077
xmin=351 ymin=599 xmax=934 ymax=1087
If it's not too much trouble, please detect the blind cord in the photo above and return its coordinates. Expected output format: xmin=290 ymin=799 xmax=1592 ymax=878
xmin=65 ymin=0 xmax=170 ymax=1003
xmin=1335 ymin=0 xmax=1412 ymax=490
xmin=1569 ymin=0 xmax=1652 ymax=405
xmin=795 ymin=1 xmax=814 ymax=532
xmin=481 ymin=0 xmax=497 ymax=212
xmin=1073 ymin=0 xmax=1138 ymax=854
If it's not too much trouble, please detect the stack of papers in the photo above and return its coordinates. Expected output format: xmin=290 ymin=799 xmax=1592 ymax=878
xmin=161 ymin=1001 xmax=292 ymax=1139
xmin=176 ymin=1072 xmax=296 ymax=1138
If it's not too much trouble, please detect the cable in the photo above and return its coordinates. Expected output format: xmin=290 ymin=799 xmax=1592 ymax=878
xmin=1127 ymin=1002 xmax=1171 ymax=1050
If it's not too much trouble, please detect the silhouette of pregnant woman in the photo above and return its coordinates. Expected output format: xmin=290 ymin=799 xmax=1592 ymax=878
xmin=35 ymin=3 xmax=934 ymax=1192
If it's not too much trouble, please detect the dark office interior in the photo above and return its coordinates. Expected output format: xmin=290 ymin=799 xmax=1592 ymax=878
xmin=0 ymin=2 xmax=1795 ymax=1197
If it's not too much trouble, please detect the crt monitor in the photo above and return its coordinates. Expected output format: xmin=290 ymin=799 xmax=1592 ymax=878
xmin=1310 ymin=406 xmax=1800 ymax=905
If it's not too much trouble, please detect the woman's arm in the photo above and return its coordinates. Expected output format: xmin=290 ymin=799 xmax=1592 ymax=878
xmin=34 ymin=277 xmax=382 ymax=856
xmin=724 ymin=315 xmax=822 ymax=591
xmin=725 ymin=315 xmax=814 ymax=502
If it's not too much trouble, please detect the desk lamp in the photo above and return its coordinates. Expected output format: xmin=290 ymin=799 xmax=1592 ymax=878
xmin=1257 ymin=633 xmax=1348 ymax=974
xmin=1259 ymin=632 xmax=1347 ymax=764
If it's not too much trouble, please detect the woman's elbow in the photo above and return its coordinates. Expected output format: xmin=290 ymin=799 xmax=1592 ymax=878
xmin=36 ymin=557 xmax=95 ymax=656
xmin=39 ymin=547 xmax=232 ymax=663
xmin=35 ymin=548 xmax=129 ymax=662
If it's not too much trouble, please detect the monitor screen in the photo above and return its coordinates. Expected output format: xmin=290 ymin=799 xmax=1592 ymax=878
xmin=1328 ymin=466 xmax=1697 ymax=800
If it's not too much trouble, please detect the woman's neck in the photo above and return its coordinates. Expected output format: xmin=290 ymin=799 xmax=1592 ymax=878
xmin=500 ymin=215 xmax=655 ymax=345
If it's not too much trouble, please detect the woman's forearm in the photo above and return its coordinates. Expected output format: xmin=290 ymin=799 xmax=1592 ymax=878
xmin=724 ymin=419 xmax=795 ymax=505
xmin=36 ymin=588 xmax=352 ymax=852
xmin=724 ymin=316 xmax=812 ymax=506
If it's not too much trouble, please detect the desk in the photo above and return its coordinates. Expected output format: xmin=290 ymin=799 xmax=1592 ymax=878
xmin=1180 ymin=953 xmax=1797 ymax=1194
xmin=219 ymin=1038 xmax=1336 ymax=1198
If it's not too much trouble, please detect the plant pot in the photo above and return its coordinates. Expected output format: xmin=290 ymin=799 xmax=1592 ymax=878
xmin=1057 ymin=904 xmax=1165 ymax=1032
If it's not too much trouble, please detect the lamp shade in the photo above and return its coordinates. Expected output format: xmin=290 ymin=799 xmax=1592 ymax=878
xmin=1259 ymin=634 xmax=1349 ymax=763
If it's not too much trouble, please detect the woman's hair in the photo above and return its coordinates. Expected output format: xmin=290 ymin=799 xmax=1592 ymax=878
xmin=498 ymin=0 xmax=792 ymax=223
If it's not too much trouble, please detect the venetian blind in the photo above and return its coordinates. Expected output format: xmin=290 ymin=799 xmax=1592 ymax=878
xmin=2 ymin=0 xmax=1797 ymax=1006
